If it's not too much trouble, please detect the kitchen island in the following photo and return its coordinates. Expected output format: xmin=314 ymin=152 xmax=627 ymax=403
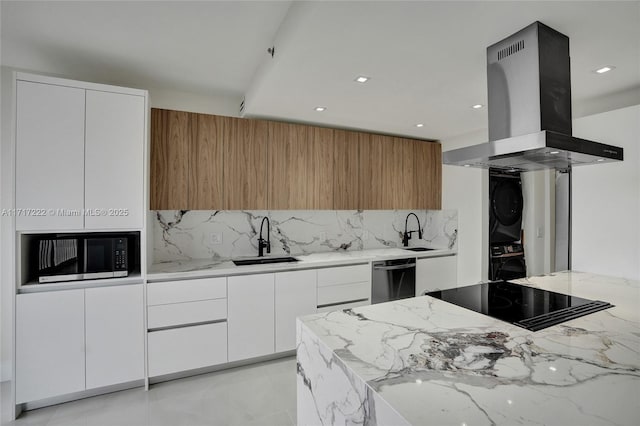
xmin=296 ymin=271 xmax=640 ymax=425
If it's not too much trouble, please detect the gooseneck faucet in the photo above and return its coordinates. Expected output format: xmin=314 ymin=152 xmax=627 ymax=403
xmin=403 ymin=213 xmax=423 ymax=247
xmin=258 ymin=217 xmax=271 ymax=257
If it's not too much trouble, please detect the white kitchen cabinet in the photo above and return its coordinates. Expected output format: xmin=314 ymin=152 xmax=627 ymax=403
xmin=84 ymin=90 xmax=145 ymax=229
xmin=227 ymin=273 xmax=275 ymax=361
xmin=16 ymin=284 xmax=145 ymax=403
xmin=16 ymin=289 xmax=85 ymax=403
xmin=14 ymin=74 xmax=147 ymax=231
xmin=15 ymin=81 xmax=86 ymax=230
xmin=275 ymin=270 xmax=317 ymax=352
xmin=85 ymin=285 xmax=144 ymax=389
xmin=415 ymin=255 xmax=458 ymax=296
xmin=148 ymin=322 xmax=227 ymax=377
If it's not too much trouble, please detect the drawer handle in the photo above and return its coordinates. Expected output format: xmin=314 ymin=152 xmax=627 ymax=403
xmin=148 ymin=319 xmax=226 ymax=333
xmin=373 ymin=263 xmax=416 ymax=271
xmin=317 ymin=298 xmax=369 ymax=309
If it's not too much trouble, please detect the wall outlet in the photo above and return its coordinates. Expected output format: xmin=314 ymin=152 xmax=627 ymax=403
xmin=210 ymin=232 xmax=223 ymax=245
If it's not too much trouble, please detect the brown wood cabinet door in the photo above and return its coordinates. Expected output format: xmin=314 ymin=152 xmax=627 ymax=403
xmin=150 ymin=109 xmax=191 ymax=210
xmin=333 ymin=129 xmax=360 ymax=209
xmin=415 ymin=141 xmax=442 ymax=209
xmin=189 ymin=114 xmax=225 ymax=209
xmin=223 ymin=118 xmax=268 ymax=210
xmin=390 ymin=137 xmax=414 ymax=209
xmin=307 ymin=126 xmax=334 ymax=209
xmin=268 ymin=122 xmax=334 ymax=209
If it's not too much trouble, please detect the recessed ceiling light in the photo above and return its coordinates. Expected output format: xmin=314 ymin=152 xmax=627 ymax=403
xmin=597 ymin=158 xmax=605 ymax=162
xmin=549 ymin=151 xmax=560 ymax=154
xmin=314 ymin=106 xmax=326 ymax=112
xmin=354 ymin=75 xmax=370 ymax=83
xmin=595 ymin=66 xmax=615 ymax=74
xmin=463 ymin=164 xmax=471 ymax=167
xmin=415 ymin=123 xmax=424 ymax=128
xmin=472 ymin=104 xmax=483 ymax=109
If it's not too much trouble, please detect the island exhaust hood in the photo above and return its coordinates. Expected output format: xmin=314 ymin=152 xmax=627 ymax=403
xmin=443 ymin=21 xmax=623 ymax=171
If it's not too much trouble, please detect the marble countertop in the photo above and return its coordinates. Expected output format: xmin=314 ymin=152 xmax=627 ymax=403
xmin=147 ymin=247 xmax=456 ymax=281
xmin=297 ymin=271 xmax=640 ymax=425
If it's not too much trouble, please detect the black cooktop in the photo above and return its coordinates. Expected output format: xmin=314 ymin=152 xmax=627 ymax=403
xmin=426 ymin=281 xmax=613 ymax=331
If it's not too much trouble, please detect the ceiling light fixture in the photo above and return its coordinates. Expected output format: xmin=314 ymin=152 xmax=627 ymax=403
xmin=354 ymin=75 xmax=370 ymax=83
xmin=549 ymin=151 xmax=560 ymax=154
xmin=597 ymin=158 xmax=605 ymax=162
xmin=415 ymin=123 xmax=424 ymax=128
xmin=314 ymin=106 xmax=326 ymax=112
xmin=472 ymin=104 xmax=483 ymax=109
xmin=595 ymin=66 xmax=615 ymax=74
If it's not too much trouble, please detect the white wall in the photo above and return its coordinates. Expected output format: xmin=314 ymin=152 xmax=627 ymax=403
xmin=0 ymin=67 xmax=16 ymax=383
xmin=572 ymin=105 xmax=640 ymax=280
xmin=521 ymin=170 xmax=555 ymax=276
xmin=442 ymin=129 xmax=488 ymax=285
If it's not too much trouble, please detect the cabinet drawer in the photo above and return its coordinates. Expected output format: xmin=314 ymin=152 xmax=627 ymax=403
xmin=148 ymin=322 xmax=227 ymax=377
xmin=147 ymin=277 xmax=226 ymax=306
xmin=316 ymin=299 xmax=370 ymax=314
xmin=317 ymin=264 xmax=370 ymax=287
xmin=317 ymin=281 xmax=370 ymax=306
xmin=148 ymin=299 xmax=227 ymax=329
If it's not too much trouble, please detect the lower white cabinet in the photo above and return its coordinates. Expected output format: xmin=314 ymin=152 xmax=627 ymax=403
xmin=16 ymin=289 xmax=85 ymax=403
xmin=148 ymin=322 xmax=227 ymax=377
xmin=16 ymin=284 xmax=144 ymax=403
xmin=85 ymin=285 xmax=144 ymax=389
xmin=416 ymin=255 xmax=458 ymax=296
xmin=227 ymin=274 xmax=275 ymax=362
xmin=275 ymin=270 xmax=317 ymax=352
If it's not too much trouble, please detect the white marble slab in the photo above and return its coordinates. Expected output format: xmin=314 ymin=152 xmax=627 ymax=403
xmin=297 ymin=271 xmax=640 ymax=425
xmin=148 ymin=247 xmax=457 ymax=281
xmin=151 ymin=209 xmax=457 ymax=263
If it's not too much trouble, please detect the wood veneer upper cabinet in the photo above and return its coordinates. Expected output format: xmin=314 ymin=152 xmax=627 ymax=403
xmin=189 ymin=113 xmax=225 ymax=209
xmin=150 ymin=109 xmax=191 ymax=210
xmin=224 ymin=118 xmax=268 ymax=209
xmin=268 ymin=122 xmax=334 ymax=209
xmin=333 ymin=130 xmax=361 ymax=210
xmin=415 ymin=140 xmax=442 ymax=209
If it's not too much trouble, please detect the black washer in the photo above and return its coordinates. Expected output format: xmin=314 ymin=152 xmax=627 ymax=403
xmin=489 ymin=169 xmax=523 ymax=243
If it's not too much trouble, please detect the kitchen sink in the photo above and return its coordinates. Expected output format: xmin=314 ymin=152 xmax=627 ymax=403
xmin=404 ymin=247 xmax=435 ymax=252
xmin=232 ymin=256 xmax=299 ymax=266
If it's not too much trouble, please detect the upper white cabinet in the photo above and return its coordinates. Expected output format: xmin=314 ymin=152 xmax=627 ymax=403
xmin=84 ymin=90 xmax=145 ymax=229
xmin=16 ymin=81 xmax=86 ymax=230
xmin=275 ymin=270 xmax=317 ymax=352
xmin=415 ymin=255 xmax=458 ymax=296
xmin=14 ymin=74 xmax=147 ymax=231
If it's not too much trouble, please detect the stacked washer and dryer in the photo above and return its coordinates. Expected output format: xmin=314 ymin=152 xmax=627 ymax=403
xmin=489 ymin=169 xmax=527 ymax=281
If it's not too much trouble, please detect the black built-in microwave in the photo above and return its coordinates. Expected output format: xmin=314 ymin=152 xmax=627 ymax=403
xmin=29 ymin=232 xmax=139 ymax=284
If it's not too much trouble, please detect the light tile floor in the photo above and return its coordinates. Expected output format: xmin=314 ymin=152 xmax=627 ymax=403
xmin=2 ymin=357 xmax=297 ymax=426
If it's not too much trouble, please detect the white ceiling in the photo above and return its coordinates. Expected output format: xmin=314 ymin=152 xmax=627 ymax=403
xmin=2 ymin=1 xmax=639 ymax=142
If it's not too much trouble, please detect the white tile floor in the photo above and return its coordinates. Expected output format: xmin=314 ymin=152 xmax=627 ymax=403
xmin=2 ymin=357 xmax=297 ymax=426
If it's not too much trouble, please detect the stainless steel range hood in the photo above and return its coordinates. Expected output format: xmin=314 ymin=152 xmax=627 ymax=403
xmin=443 ymin=21 xmax=623 ymax=171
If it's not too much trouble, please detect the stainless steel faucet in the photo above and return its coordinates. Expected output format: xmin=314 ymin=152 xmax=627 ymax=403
xmin=258 ymin=217 xmax=271 ymax=257
xmin=403 ymin=213 xmax=423 ymax=247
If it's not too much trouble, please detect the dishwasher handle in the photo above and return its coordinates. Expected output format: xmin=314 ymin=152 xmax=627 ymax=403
xmin=373 ymin=263 xmax=416 ymax=271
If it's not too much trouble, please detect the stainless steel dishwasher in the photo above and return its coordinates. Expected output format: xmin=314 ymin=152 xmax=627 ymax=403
xmin=371 ymin=258 xmax=416 ymax=304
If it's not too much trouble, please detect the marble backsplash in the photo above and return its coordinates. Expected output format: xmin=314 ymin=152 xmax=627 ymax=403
xmin=152 ymin=209 xmax=457 ymax=263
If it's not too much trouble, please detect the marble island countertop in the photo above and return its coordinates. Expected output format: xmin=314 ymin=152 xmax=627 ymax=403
xmin=296 ymin=271 xmax=640 ymax=426
xmin=147 ymin=246 xmax=456 ymax=281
